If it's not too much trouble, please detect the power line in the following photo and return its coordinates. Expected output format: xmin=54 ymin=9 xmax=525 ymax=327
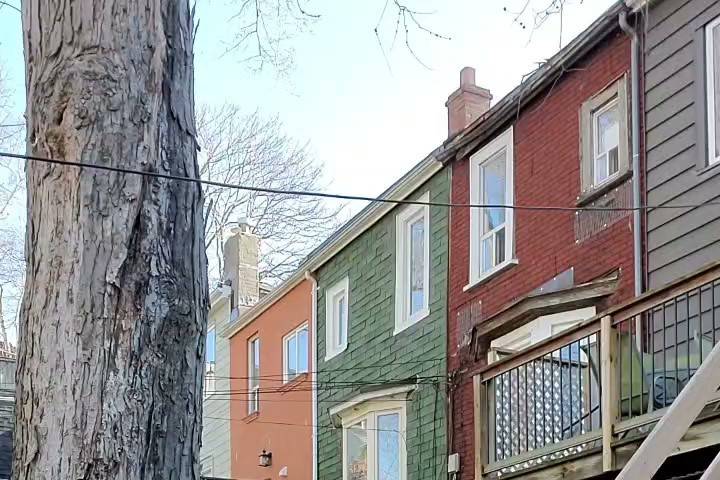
xmin=2 ymin=151 xmax=718 ymax=212
xmin=0 ymin=123 xmax=24 ymax=128
xmin=206 ymin=356 xmax=443 ymax=379
xmin=203 ymin=415 xmax=401 ymax=433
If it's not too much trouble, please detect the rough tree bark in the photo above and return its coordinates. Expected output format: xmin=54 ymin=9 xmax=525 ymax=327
xmin=14 ymin=1 xmax=207 ymax=479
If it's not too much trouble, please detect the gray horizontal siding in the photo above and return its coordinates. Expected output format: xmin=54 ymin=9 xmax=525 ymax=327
xmin=645 ymin=0 xmax=720 ymax=289
xmin=200 ymin=314 xmax=231 ymax=479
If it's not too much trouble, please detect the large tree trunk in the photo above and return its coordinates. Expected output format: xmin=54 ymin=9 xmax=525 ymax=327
xmin=14 ymin=1 xmax=207 ymax=478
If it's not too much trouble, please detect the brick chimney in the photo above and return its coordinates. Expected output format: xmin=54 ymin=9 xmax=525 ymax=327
xmin=446 ymin=66 xmax=492 ymax=138
xmin=222 ymin=219 xmax=260 ymax=311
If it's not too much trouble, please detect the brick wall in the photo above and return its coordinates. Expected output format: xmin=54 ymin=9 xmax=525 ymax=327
xmin=316 ymin=168 xmax=449 ymax=480
xmin=447 ymin=30 xmax=634 ymax=479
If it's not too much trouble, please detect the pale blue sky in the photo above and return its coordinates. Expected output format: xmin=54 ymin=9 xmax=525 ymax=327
xmin=2 ymin=0 xmax=616 ymax=204
xmin=0 ymin=0 xmax=617 ymax=341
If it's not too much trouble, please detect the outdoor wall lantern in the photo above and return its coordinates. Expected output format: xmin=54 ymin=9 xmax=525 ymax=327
xmin=258 ymin=450 xmax=272 ymax=467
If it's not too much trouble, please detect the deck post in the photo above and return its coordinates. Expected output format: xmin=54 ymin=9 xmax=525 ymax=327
xmin=600 ymin=315 xmax=618 ymax=472
xmin=474 ymin=375 xmax=488 ymax=480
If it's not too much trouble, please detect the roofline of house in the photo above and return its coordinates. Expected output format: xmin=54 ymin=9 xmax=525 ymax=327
xmin=222 ymin=150 xmax=443 ymax=339
xmin=437 ymin=0 xmax=628 ymax=164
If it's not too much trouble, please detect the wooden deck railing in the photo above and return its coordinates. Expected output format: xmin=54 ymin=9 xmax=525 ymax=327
xmin=474 ymin=263 xmax=720 ymax=479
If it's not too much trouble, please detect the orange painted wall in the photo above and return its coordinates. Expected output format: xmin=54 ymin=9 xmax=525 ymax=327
xmin=229 ymin=279 xmax=313 ymax=480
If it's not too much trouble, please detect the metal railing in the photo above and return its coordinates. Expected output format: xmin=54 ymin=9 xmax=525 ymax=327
xmin=475 ymin=264 xmax=720 ymax=479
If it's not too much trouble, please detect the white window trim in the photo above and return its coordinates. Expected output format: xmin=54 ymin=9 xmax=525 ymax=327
xmin=340 ymin=400 xmax=408 ymax=480
xmin=283 ymin=322 xmax=309 ymax=383
xmin=591 ymin=98 xmax=621 ymax=187
xmin=248 ymin=336 xmax=260 ymax=415
xmin=394 ymin=191 xmax=431 ymax=335
xmin=325 ymin=277 xmax=349 ymax=361
xmin=706 ymin=16 xmax=720 ymax=166
xmin=468 ymin=126 xmax=515 ymax=288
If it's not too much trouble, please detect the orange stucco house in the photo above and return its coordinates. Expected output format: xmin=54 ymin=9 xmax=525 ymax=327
xmin=224 ymin=276 xmax=314 ymax=480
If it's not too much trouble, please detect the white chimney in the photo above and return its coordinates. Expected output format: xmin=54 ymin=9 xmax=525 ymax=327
xmin=222 ymin=220 xmax=260 ymax=310
xmin=446 ymin=66 xmax=492 ymax=138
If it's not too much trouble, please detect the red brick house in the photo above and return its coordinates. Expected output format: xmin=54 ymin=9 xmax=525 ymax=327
xmin=438 ymin=3 xmax=639 ymax=478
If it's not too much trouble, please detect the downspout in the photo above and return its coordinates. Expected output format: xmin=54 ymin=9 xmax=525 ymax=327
xmin=305 ymin=271 xmax=319 ymax=480
xmin=619 ymin=10 xmax=644 ymax=297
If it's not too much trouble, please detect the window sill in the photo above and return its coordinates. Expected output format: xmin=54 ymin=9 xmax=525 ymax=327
xmin=464 ymin=259 xmax=519 ymax=293
xmin=393 ymin=308 xmax=430 ymax=336
xmin=279 ymin=372 xmax=309 ymax=394
xmin=324 ymin=344 xmax=347 ymax=362
xmin=576 ymin=170 xmax=632 ymax=206
xmin=697 ymin=159 xmax=720 ymax=177
xmin=242 ymin=411 xmax=260 ymax=424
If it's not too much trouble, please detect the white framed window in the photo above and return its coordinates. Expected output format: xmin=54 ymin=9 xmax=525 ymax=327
xmin=325 ymin=277 xmax=349 ymax=360
xmin=204 ymin=328 xmax=217 ymax=396
xmin=248 ymin=337 xmax=260 ymax=414
xmin=394 ymin=192 xmax=430 ymax=333
xmin=469 ymin=127 xmax=515 ymax=287
xmin=283 ymin=323 xmax=309 ymax=382
xmin=342 ymin=403 xmax=407 ymax=480
xmin=592 ymin=99 xmax=620 ymax=186
xmin=579 ymin=76 xmax=629 ymax=194
xmin=706 ymin=16 xmax=720 ymax=166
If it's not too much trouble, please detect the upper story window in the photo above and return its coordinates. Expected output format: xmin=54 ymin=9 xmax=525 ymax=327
xmin=283 ymin=323 xmax=309 ymax=382
xmin=248 ymin=336 xmax=260 ymax=414
xmin=325 ymin=277 xmax=349 ymax=360
xmin=592 ymin=99 xmax=620 ymax=185
xmin=205 ymin=329 xmax=217 ymax=395
xmin=706 ymin=16 xmax=720 ymax=166
xmin=580 ymin=76 xmax=629 ymax=196
xmin=394 ymin=192 xmax=430 ymax=333
xmin=469 ymin=127 xmax=515 ymax=286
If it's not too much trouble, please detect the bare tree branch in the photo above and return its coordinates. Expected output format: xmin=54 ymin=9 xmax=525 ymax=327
xmin=197 ymin=104 xmax=343 ymax=284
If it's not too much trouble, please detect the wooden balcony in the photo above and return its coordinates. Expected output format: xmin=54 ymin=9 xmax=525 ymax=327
xmin=473 ymin=263 xmax=720 ymax=480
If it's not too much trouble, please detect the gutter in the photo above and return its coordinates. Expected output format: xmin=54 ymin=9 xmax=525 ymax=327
xmin=619 ymin=10 xmax=644 ymax=296
xmin=304 ymin=271 xmax=319 ymax=480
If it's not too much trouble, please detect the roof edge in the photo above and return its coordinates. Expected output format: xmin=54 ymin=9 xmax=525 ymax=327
xmin=439 ymin=0 xmax=627 ymax=163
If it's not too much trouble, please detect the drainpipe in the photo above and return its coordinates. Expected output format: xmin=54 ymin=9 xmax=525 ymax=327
xmin=305 ymin=271 xmax=319 ymax=480
xmin=619 ymin=10 xmax=644 ymax=297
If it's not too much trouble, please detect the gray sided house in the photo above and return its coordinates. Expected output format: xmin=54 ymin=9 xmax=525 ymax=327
xmin=313 ymin=156 xmax=449 ymax=480
xmin=642 ymin=0 xmax=720 ymax=287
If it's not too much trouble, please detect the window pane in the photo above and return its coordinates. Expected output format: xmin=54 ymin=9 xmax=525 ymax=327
xmin=347 ymin=421 xmax=368 ymax=480
xmin=287 ymin=335 xmax=297 ymax=378
xmin=481 ymin=150 xmax=506 ymax=233
xmin=377 ymin=413 xmax=400 ymax=480
xmin=249 ymin=338 xmax=260 ymax=389
xmin=206 ymin=330 xmax=216 ymax=363
xmin=594 ymin=152 xmax=608 ymax=184
xmin=713 ymin=23 xmax=720 ymax=158
xmin=409 ymin=218 xmax=425 ymax=315
xmin=596 ymin=105 xmax=618 ymax=155
xmin=337 ymin=294 xmax=346 ymax=346
xmin=495 ymin=227 xmax=505 ymax=265
xmin=482 ymin=236 xmax=493 ymax=273
xmin=297 ymin=327 xmax=309 ymax=373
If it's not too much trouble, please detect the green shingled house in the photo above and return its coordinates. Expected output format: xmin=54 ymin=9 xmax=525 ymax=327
xmin=308 ymin=152 xmax=449 ymax=480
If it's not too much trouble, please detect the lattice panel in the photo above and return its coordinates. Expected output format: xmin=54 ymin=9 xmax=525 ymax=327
xmin=491 ymin=355 xmax=599 ymax=468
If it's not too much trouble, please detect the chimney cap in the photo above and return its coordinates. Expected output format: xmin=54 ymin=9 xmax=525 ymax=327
xmin=460 ymin=66 xmax=476 ymax=88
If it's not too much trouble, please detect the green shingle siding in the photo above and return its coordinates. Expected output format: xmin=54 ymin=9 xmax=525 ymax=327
xmin=316 ymin=168 xmax=449 ymax=480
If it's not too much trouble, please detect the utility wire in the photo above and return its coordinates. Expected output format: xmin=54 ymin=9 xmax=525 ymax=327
xmin=2 ymin=151 xmax=719 ymax=212
xmin=205 ymin=357 xmax=443 ymax=379
xmin=203 ymin=415 xmax=400 ymax=433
